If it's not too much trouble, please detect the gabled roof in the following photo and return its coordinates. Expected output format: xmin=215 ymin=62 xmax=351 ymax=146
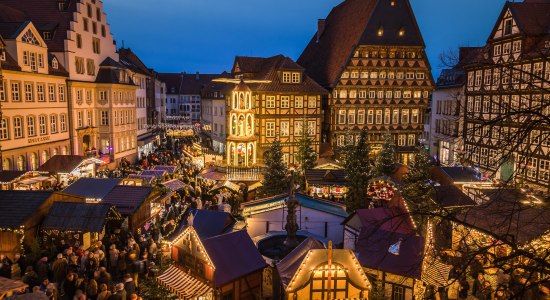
xmin=102 ymin=186 xmax=153 ymax=215
xmin=298 ymin=0 xmax=425 ymax=88
xmin=0 ymin=22 xmax=27 ymax=39
xmin=431 ymin=166 xmax=485 ymax=185
xmin=202 ymin=230 xmax=267 ymax=287
xmin=0 ymin=171 xmax=32 ymax=184
xmin=1 ymin=0 xmax=79 ymax=52
xmin=456 ymin=189 xmax=550 ymax=245
xmin=276 ymin=237 xmax=325 ymax=288
xmin=242 ymin=193 xmax=348 ymax=218
xmin=488 ymin=1 xmax=550 ymax=40
xmin=62 ymin=178 xmax=122 ymax=200
xmin=356 ymin=207 xmax=424 ymax=279
xmin=158 ymin=73 xmax=219 ymax=95
xmin=432 ymin=185 xmax=476 ymax=208
xmin=0 ymin=191 xmax=53 ymax=227
xmin=119 ymin=48 xmax=152 ymax=76
xmin=37 ymin=155 xmax=88 ymax=174
xmin=305 ymin=169 xmax=348 ymax=186
xmin=167 ymin=209 xmax=236 ymax=241
xmin=231 ymin=55 xmax=327 ymax=94
xmin=42 ymin=202 xmax=111 ymax=232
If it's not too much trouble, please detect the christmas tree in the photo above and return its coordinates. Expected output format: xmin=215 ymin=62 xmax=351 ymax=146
xmin=295 ymin=120 xmax=317 ymax=173
xmin=340 ymin=128 xmax=372 ymax=213
xmin=401 ymin=146 xmax=436 ymax=234
xmin=260 ymin=139 xmax=290 ymax=197
xmin=374 ymin=133 xmax=396 ymax=177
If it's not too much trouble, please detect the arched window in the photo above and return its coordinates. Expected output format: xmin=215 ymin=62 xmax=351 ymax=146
xmin=41 ymin=150 xmax=49 ymax=165
xmin=238 ymin=115 xmax=245 ymax=136
xmin=30 ymin=153 xmax=38 ymax=170
xmin=231 ymin=115 xmax=237 ymax=136
xmin=246 ymin=115 xmax=253 ymax=136
xmin=246 ymin=93 xmax=252 ymax=110
xmin=232 ymin=92 xmax=238 ymax=109
xmin=239 ymin=93 xmax=245 ymax=110
xmin=17 ymin=155 xmax=25 ymax=171
xmin=22 ymin=30 xmax=40 ymax=45
xmin=247 ymin=144 xmax=254 ymax=166
xmin=229 ymin=143 xmax=235 ymax=165
xmin=62 ymin=146 xmax=68 ymax=155
xmin=3 ymin=158 xmax=12 ymax=171
xmin=52 ymin=148 xmax=58 ymax=156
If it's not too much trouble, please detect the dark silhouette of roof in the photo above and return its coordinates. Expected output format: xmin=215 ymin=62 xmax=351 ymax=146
xmin=63 ymin=178 xmax=122 ymax=200
xmin=118 ymin=48 xmax=152 ymax=76
xmin=37 ymin=155 xmax=88 ymax=174
xmin=202 ymin=230 xmax=267 ymax=287
xmin=355 ymin=207 xmax=424 ymax=279
xmin=102 ymin=186 xmax=153 ymax=215
xmin=489 ymin=1 xmax=550 ymax=38
xmin=433 ymin=185 xmax=476 ymax=208
xmin=42 ymin=202 xmax=111 ymax=232
xmin=0 ymin=191 xmax=53 ymax=227
xmin=305 ymin=169 xmax=348 ymax=186
xmin=298 ymin=0 xmax=425 ymax=88
xmin=276 ymin=237 xmax=325 ymax=288
xmin=158 ymin=73 xmax=219 ymax=95
xmin=0 ymin=171 xmax=30 ymax=183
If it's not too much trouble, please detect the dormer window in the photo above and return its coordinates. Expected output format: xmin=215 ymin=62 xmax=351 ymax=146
xmin=57 ymin=1 xmax=68 ymax=11
xmin=52 ymin=58 xmax=58 ymax=69
xmin=43 ymin=31 xmax=52 ymax=40
xmin=282 ymin=72 xmax=301 ymax=83
xmin=22 ymin=30 xmax=40 ymax=46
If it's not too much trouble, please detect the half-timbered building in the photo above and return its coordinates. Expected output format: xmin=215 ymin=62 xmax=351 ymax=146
xmin=298 ymin=0 xmax=434 ymax=163
xmin=462 ymin=0 xmax=550 ymax=192
xmin=225 ymin=55 xmax=327 ymax=167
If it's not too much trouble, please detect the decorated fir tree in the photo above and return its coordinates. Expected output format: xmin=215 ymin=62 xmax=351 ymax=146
xmin=374 ymin=133 xmax=396 ymax=177
xmin=340 ymin=128 xmax=372 ymax=213
xmin=296 ymin=121 xmax=317 ymax=173
xmin=260 ymin=139 xmax=290 ymax=197
xmin=401 ymin=146 xmax=436 ymax=234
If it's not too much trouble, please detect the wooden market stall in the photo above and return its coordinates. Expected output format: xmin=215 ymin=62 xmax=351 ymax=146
xmin=37 ymin=155 xmax=104 ymax=184
xmin=0 ymin=276 xmax=27 ymax=299
xmin=62 ymin=178 xmax=122 ymax=202
xmin=41 ymin=202 xmax=122 ymax=250
xmin=304 ymin=169 xmax=349 ymax=199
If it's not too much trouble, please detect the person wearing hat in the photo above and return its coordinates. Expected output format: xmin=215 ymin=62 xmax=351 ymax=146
xmin=52 ymin=253 xmax=68 ymax=287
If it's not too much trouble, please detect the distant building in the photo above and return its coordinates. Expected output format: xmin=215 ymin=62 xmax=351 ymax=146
xmin=462 ymin=0 xmax=550 ymax=191
xmin=201 ymin=75 xmax=229 ymax=154
xmin=153 ymin=71 xmax=167 ymax=125
xmin=298 ymin=0 xmax=434 ymax=164
xmin=0 ymin=17 xmax=71 ymax=171
xmin=158 ymin=72 xmax=218 ymax=123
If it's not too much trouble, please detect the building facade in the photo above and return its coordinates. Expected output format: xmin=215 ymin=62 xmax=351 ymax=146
xmin=3 ymin=0 xmax=139 ymax=164
xmin=153 ymin=72 xmax=166 ymax=126
xmin=430 ymin=68 xmax=465 ymax=166
xmin=0 ymin=19 xmax=71 ymax=171
xmin=298 ymin=0 xmax=434 ymax=164
xmin=225 ymin=55 xmax=327 ymax=167
xmin=201 ymin=79 xmax=227 ymax=154
xmin=463 ymin=0 xmax=550 ymax=192
xmin=159 ymin=72 xmax=217 ymax=123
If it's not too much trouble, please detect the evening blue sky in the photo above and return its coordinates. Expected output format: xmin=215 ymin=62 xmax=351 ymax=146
xmin=104 ymin=0 xmax=508 ymax=78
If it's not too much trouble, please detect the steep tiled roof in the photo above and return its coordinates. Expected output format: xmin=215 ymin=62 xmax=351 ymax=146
xmin=119 ymin=48 xmax=152 ymax=76
xmin=158 ymin=73 xmax=219 ymax=95
xmin=102 ymin=186 xmax=153 ymax=215
xmin=298 ymin=0 xmax=425 ymax=88
xmin=0 ymin=22 xmax=27 ymax=39
xmin=508 ymin=1 xmax=550 ymax=36
xmin=0 ymin=171 xmax=29 ymax=183
xmin=1 ymin=0 xmax=78 ymax=52
xmin=42 ymin=202 xmax=111 ymax=232
xmin=0 ymin=191 xmax=53 ymax=227
xmin=0 ymin=4 xmax=28 ymax=23
xmin=232 ymin=55 xmax=327 ymax=94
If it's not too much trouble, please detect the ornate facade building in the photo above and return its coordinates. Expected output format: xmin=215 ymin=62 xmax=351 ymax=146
xmin=0 ymin=11 xmax=71 ymax=171
xmin=298 ymin=0 xmax=434 ymax=163
xmin=463 ymin=0 xmax=550 ymax=192
xmin=225 ymin=55 xmax=327 ymax=167
xmin=3 ymin=0 xmax=138 ymax=164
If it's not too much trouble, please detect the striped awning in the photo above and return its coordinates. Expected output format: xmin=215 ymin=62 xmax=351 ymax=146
xmin=157 ymin=265 xmax=213 ymax=299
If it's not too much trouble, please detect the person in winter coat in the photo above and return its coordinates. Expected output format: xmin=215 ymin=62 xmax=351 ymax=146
xmin=21 ymin=266 xmax=39 ymax=291
xmin=97 ymin=284 xmax=111 ymax=300
xmin=52 ymin=254 xmax=69 ymax=286
xmin=124 ymin=273 xmax=137 ymax=295
xmin=87 ymin=279 xmax=99 ymax=300
xmin=0 ymin=254 xmax=12 ymax=278
xmin=61 ymin=273 xmax=77 ymax=300
xmin=35 ymin=257 xmax=49 ymax=283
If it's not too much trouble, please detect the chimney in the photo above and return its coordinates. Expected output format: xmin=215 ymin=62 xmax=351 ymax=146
xmin=196 ymin=71 xmax=200 ymax=80
xmin=317 ymin=19 xmax=326 ymax=43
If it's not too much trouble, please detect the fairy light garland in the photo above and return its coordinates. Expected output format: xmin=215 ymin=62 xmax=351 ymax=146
xmin=168 ymin=226 xmax=215 ymax=268
xmin=0 ymin=226 xmax=26 ymax=254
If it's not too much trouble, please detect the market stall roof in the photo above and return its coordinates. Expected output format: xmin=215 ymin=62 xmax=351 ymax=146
xmin=14 ymin=292 xmax=49 ymax=300
xmin=356 ymin=207 xmax=425 ymax=280
xmin=242 ymin=193 xmax=348 ymax=218
xmin=0 ymin=191 xmax=53 ymax=228
xmin=286 ymin=248 xmax=371 ymax=293
xmin=63 ymin=178 xmax=122 ymax=200
xmin=305 ymin=169 xmax=348 ymax=186
xmin=0 ymin=277 xmax=27 ymax=298
xmin=139 ymin=170 xmax=167 ymax=178
xmin=102 ymin=186 xmax=153 ymax=215
xmin=16 ymin=178 xmax=38 ymax=185
xmin=153 ymin=165 xmax=177 ymax=174
xmin=126 ymin=174 xmax=155 ymax=184
xmin=157 ymin=265 xmax=213 ymax=299
xmin=37 ymin=155 xmax=102 ymax=174
xmin=198 ymin=170 xmax=226 ymax=181
xmin=202 ymin=230 xmax=267 ymax=287
xmin=161 ymin=179 xmax=187 ymax=191
xmin=276 ymin=237 xmax=325 ymax=288
xmin=433 ymin=185 xmax=476 ymax=208
xmin=296 ymin=193 xmax=348 ymax=218
xmin=431 ymin=166 xmax=486 ymax=185
xmin=42 ymin=202 xmax=111 ymax=232
xmin=208 ymin=180 xmax=241 ymax=193
xmin=167 ymin=209 xmax=236 ymax=241
xmin=456 ymin=189 xmax=550 ymax=245
xmin=0 ymin=171 xmax=34 ymax=184
xmin=31 ymin=176 xmax=52 ymax=182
